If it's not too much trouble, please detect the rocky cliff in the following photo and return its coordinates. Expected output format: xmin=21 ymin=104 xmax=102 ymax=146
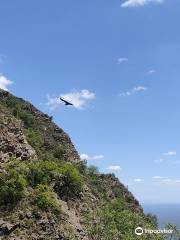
xmin=0 ymin=89 xmax=79 ymax=164
xmin=0 ymin=105 xmax=36 ymax=163
xmin=0 ymin=89 xmax=163 ymax=240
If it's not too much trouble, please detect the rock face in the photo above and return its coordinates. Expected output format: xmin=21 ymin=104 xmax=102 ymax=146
xmin=0 ymin=89 xmax=80 ymax=163
xmin=0 ymin=219 xmax=20 ymax=236
xmin=0 ymin=107 xmax=36 ymax=163
xmin=97 ymin=174 xmax=143 ymax=213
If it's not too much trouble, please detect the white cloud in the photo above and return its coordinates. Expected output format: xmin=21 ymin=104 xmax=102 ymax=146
xmin=80 ymin=154 xmax=89 ymax=160
xmin=153 ymin=176 xmax=164 ymax=179
xmin=152 ymin=176 xmax=180 ymax=185
xmin=92 ymin=155 xmax=104 ymax=160
xmin=46 ymin=95 xmax=61 ymax=110
xmin=46 ymin=89 xmax=95 ymax=110
xmin=80 ymin=153 xmax=104 ymax=161
xmin=163 ymin=151 xmax=176 ymax=156
xmin=121 ymin=0 xmax=164 ymax=8
xmin=108 ymin=165 xmax=121 ymax=171
xmin=154 ymin=158 xmax=164 ymax=163
xmin=162 ymin=178 xmax=172 ymax=183
xmin=134 ymin=178 xmax=143 ymax=182
xmin=117 ymin=58 xmax=128 ymax=64
xmin=146 ymin=69 xmax=156 ymax=75
xmin=154 ymin=151 xmax=177 ymax=164
xmin=0 ymin=74 xmax=13 ymax=91
xmin=120 ymin=86 xmax=147 ymax=97
xmin=132 ymin=86 xmax=147 ymax=92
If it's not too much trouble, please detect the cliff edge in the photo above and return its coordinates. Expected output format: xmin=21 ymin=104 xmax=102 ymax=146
xmin=0 ymin=89 xmax=163 ymax=240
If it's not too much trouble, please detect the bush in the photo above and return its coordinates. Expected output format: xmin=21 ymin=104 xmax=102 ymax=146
xmin=34 ymin=184 xmax=60 ymax=212
xmin=18 ymin=111 xmax=35 ymax=128
xmin=0 ymin=157 xmax=84 ymax=208
xmin=53 ymin=144 xmax=66 ymax=159
xmin=86 ymin=198 xmax=164 ymax=240
xmin=4 ymin=98 xmax=34 ymax=127
xmin=55 ymin=164 xmax=84 ymax=198
xmin=0 ymin=177 xmax=26 ymax=205
xmin=0 ymin=161 xmax=27 ymax=205
xmin=85 ymin=165 xmax=99 ymax=187
xmin=5 ymin=96 xmax=20 ymax=109
xmin=27 ymin=161 xmax=61 ymax=187
xmin=25 ymin=128 xmax=44 ymax=152
xmin=146 ymin=213 xmax=158 ymax=228
xmin=86 ymin=165 xmax=99 ymax=176
xmin=28 ymin=160 xmax=83 ymax=199
xmin=76 ymin=160 xmax=88 ymax=175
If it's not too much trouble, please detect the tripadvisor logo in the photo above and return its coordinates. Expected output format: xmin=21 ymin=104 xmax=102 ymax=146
xmin=135 ymin=226 xmax=173 ymax=236
xmin=135 ymin=227 xmax=144 ymax=236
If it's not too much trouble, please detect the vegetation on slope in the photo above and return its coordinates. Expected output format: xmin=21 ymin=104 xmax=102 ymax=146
xmin=0 ymin=91 xmax=165 ymax=239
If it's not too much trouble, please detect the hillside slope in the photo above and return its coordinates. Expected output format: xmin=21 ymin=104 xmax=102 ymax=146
xmin=0 ymin=89 xmax=163 ymax=240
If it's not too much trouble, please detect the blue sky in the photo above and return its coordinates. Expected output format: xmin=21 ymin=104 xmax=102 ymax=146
xmin=0 ymin=0 xmax=180 ymax=204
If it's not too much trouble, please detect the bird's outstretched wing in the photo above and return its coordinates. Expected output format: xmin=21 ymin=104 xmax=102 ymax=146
xmin=60 ymin=98 xmax=73 ymax=106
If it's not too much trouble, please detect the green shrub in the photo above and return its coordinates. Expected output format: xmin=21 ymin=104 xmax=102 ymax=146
xmin=18 ymin=111 xmax=35 ymax=128
xmin=165 ymin=224 xmax=180 ymax=240
xmin=27 ymin=161 xmax=61 ymax=187
xmin=0 ymin=161 xmax=27 ymax=205
xmin=25 ymin=128 xmax=43 ymax=152
xmin=53 ymin=144 xmax=66 ymax=159
xmin=85 ymin=165 xmax=99 ymax=187
xmin=55 ymin=164 xmax=84 ymax=198
xmin=3 ymin=96 xmax=35 ymax=128
xmin=86 ymin=165 xmax=99 ymax=176
xmin=34 ymin=184 xmax=60 ymax=212
xmin=86 ymin=198 xmax=164 ymax=240
xmin=75 ymin=160 xmax=88 ymax=175
xmin=146 ymin=213 xmax=158 ymax=228
xmin=0 ymin=157 xmax=83 ymax=208
xmin=5 ymin=96 xmax=20 ymax=109
xmin=28 ymin=160 xmax=83 ymax=199
xmin=0 ymin=177 xmax=26 ymax=205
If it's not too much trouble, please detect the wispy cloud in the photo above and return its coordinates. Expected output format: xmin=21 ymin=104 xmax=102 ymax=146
xmin=0 ymin=74 xmax=13 ymax=91
xmin=121 ymin=0 xmax=164 ymax=8
xmin=117 ymin=57 xmax=128 ymax=64
xmin=120 ymin=86 xmax=147 ymax=97
xmin=146 ymin=69 xmax=156 ymax=75
xmin=46 ymin=89 xmax=95 ymax=110
xmin=134 ymin=178 xmax=143 ymax=182
xmin=153 ymin=176 xmax=164 ymax=180
xmin=163 ymin=151 xmax=177 ymax=156
xmin=152 ymin=176 xmax=180 ymax=185
xmin=162 ymin=178 xmax=172 ymax=183
xmin=154 ymin=151 xmax=177 ymax=164
xmin=107 ymin=165 xmax=121 ymax=171
xmin=154 ymin=158 xmax=164 ymax=163
xmin=80 ymin=153 xmax=104 ymax=161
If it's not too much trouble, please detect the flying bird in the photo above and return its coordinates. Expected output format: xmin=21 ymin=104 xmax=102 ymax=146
xmin=60 ymin=98 xmax=73 ymax=106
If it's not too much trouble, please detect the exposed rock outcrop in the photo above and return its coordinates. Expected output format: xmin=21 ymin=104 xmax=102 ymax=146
xmin=98 ymin=174 xmax=143 ymax=213
xmin=0 ymin=219 xmax=20 ymax=237
xmin=0 ymin=106 xmax=36 ymax=163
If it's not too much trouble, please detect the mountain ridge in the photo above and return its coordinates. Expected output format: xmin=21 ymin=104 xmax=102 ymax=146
xmin=0 ymin=88 xmax=163 ymax=240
